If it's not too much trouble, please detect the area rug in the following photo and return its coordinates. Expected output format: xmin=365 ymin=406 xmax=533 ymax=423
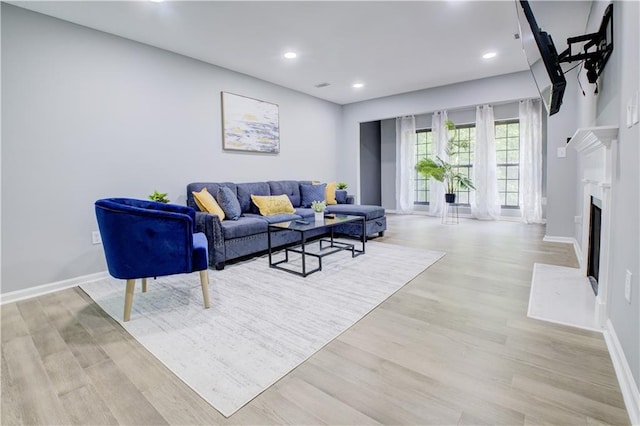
xmin=528 ymin=263 xmax=600 ymax=331
xmin=80 ymin=240 xmax=445 ymax=417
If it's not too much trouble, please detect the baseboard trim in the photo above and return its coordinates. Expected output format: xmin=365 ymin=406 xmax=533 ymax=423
xmin=543 ymin=235 xmax=582 ymax=267
xmin=0 ymin=271 xmax=108 ymax=305
xmin=604 ymin=319 xmax=640 ymax=425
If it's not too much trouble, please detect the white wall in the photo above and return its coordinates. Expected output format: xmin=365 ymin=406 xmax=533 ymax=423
xmin=590 ymin=0 xmax=639 ymax=389
xmin=340 ymin=72 xmax=539 ymax=203
xmin=1 ymin=4 xmax=342 ymax=293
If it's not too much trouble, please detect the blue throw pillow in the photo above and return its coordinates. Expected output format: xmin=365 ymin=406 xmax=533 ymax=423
xmin=300 ymin=183 xmax=326 ymax=207
xmin=217 ymin=186 xmax=242 ymax=220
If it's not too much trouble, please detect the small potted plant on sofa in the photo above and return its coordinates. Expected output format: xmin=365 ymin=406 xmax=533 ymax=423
xmin=311 ymin=200 xmax=326 ymax=222
xmin=149 ymin=190 xmax=170 ymax=203
xmin=415 ymin=119 xmax=475 ymax=204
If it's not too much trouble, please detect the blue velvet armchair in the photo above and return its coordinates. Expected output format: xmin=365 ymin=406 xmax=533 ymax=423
xmin=95 ymin=198 xmax=210 ymax=321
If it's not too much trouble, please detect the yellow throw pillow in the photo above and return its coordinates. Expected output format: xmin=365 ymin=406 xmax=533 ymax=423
xmin=325 ymin=181 xmax=337 ymax=205
xmin=192 ymin=188 xmax=226 ymax=220
xmin=251 ymin=194 xmax=295 ymax=216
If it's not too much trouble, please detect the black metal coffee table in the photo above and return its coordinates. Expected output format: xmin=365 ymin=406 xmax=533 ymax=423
xmin=267 ymin=214 xmax=366 ymax=277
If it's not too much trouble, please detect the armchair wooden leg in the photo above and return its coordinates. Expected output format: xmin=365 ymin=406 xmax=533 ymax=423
xmin=124 ymin=279 xmax=136 ymax=322
xmin=199 ymin=270 xmax=210 ymax=309
xmin=141 ymin=278 xmax=147 ymax=293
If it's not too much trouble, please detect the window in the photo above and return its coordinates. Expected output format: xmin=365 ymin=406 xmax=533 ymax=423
xmin=414 ymin=119 xmax=520 ymax=209
xmin=414 ymin=129 xmax=432 ymax=204
xmin=448 ymin=125 xmax=475 ymax=205
xmin=495 ymin=120 xmax=520 ymax=208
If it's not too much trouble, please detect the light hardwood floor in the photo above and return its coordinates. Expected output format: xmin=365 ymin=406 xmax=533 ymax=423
xmin=1 ymin=214 xmax=630 ymax=425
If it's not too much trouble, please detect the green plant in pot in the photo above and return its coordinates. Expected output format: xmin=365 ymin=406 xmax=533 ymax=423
xmin=149 ymin=190 xmax=170 ymax=203
xmin=415 ymin=119 xmax=475 ymax=204
xmin=336 ymin=182 xmax=348 ymax=190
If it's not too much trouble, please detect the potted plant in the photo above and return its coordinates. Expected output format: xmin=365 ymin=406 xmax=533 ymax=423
xmin=335 ymin=182 xmax=348 ymax=204
xmin=414 ymin=119 xmax=475 ymax=204
xmin=311 ymin=200 xmax=326 ymax=222
xmin=149 ymin=190 xmax=170 ymax=203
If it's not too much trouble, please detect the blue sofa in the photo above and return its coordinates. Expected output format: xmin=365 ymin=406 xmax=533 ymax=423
xmin=186 ymin=180 xmax=387 ymax=269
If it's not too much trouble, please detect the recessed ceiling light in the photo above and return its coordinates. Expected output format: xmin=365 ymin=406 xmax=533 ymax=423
xmin=283 ymin=52 xmax=297 ymax=59
xmin=352 ymin=82 xmax=365 ymax=88
xmin=483 ymin=52 xmax=497 ymax=59
xmin=149 ymin=0 xmax=164 ymax=3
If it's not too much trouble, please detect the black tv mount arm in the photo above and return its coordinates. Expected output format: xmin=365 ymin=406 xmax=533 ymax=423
xmin=558 ymin=3 xmax=613 ymax=83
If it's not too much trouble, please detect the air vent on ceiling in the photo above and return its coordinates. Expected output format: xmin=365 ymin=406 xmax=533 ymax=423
xmin=314 ymin=82 xmax=331 ymax=88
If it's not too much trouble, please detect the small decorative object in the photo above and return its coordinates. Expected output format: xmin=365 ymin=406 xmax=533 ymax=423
xmin=311 ymin=200 xmax=326 ymax=222
xmin=221 ymin=92 xmax=280 ymax=153
xmin=415 ymin=119 xmax=475 ymax=204
xmin=149 ymin=190 xmax=170 ymax=203
xmin=336 ymin=182 xmax=348 ymax=190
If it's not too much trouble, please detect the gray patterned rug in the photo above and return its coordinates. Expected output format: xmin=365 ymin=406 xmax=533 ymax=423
xmin=80 ymin=240 xmax=445 ymax=417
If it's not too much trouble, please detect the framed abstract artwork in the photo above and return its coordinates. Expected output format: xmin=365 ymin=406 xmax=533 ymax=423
xmin=221 ymin=92 xmax=280 ymax=153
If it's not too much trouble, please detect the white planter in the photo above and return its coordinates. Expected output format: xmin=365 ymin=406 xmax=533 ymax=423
xmin=314 ymin=212 xmax=324 ymax=222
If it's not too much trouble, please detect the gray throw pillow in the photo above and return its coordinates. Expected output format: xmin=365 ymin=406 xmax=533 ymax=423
xmin=217 ymin=186 xmax=242 ymax=220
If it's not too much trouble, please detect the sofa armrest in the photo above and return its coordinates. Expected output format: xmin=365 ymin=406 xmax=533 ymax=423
xmin=194 ymin=212 xmax=226 ymax=269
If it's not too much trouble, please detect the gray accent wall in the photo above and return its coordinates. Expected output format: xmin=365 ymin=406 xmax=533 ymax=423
xmin=1 ymin=4 xmax=342 ymax=293
xmin=380 ymin=119 xmax=396 ymax=210
xmin=359 ymin=121 xmax=382 ymax=206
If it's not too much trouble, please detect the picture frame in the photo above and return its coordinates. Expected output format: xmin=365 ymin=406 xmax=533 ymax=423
xmin=221 ymin=92 xmax=280 ymax=153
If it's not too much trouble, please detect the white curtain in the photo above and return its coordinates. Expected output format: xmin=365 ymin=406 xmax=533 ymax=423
xmin=519 ymin=99 xmax=543 ymax=223
xmin=428 ymin=111 xmax=449 ymax=217
xmin=471 ymin=105 xmax=501 ymax=220
xmin=395 ymin=115 xmax=416 ymax=213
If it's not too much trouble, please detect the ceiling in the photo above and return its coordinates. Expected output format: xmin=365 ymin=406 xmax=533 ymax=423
xmin=9 ymin=1 xmax=593 ymax=105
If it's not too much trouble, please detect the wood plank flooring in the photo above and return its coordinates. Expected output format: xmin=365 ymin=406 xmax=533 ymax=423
xmin=1 ymin=214 xmax=630 ymax=425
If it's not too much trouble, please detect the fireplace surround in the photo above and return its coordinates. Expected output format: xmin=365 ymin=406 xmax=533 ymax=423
xmin=568 ymin=125 xmax=618 ymax=327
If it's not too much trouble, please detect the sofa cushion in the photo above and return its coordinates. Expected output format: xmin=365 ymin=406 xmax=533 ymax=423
xmin=244 ymin=212 xmax=301 ymax=224
xmin=192 ymin=188 xmax=226 ymax=220
xmin=294 ymin=208 xmax=316 ymax=220
xmin=326 ymin=204 xmax=385 ymax=221
xmin=217 ymin=186 xmax=242 ymax=220
xmin=268 ymin=180 xmax=302 ymax=207
xmin=220 ymin=216 xmax=268 ymax=239
xmin=237 ymin=182 xmax=271 ymax=214
xmin=250 ymin=194 xmax=295 ymax=216
xmin=300 ymin=183 xmax=326 ymax=207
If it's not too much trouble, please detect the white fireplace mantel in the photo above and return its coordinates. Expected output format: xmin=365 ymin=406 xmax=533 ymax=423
xmin=567 ymin=125 xmax=619 ymax=153
xmin=567 ymin=125 xmax=618 ymax=328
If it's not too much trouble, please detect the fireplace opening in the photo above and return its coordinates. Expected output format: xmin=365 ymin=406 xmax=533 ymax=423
xmin=587 ymin=197 xmax=602 ymax=295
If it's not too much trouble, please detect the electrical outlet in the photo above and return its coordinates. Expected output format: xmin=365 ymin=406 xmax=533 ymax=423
xmin=624 ymin=270 xmax=632 ymax=303
xmin=92 ymin=231 xmax=102 ymax=245
xmin=574 ymin=215 xmax=582 ymax=224
xmin=557 ymin=147 xmax=567 ymax=158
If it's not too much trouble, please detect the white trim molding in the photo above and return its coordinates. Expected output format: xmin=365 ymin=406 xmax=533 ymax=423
xmin=0 ymin=271 xmax=108 ymax=305
xmin=604 ymin=319 xmax=640 ymax=425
